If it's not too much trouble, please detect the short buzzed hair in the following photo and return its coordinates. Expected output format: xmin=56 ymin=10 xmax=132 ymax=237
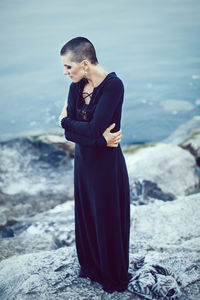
xmin=60 ymin=37 xmax=99 ymax=65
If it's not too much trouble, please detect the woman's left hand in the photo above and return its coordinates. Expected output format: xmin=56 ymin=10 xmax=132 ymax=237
xmin=103 ymin=123 xmax=122 ymax=147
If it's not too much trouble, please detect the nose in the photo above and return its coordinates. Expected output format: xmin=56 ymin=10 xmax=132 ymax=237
xmin=64 ymin=68 xmax=70 ymax=76
xmin=64 ymin=70 xmax=70 ymax=76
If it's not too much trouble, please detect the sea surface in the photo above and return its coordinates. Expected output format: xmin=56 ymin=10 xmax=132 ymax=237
xmin=0 ymin=0 xmax=200 ymax=145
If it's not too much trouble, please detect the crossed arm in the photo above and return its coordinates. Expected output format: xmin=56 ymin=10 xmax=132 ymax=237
xmin=59 ymin=79 xmax=123 ymax=148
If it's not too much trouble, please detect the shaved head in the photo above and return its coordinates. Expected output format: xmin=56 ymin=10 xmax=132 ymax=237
xmin=60 ymin=37 xmax=98 ymax=65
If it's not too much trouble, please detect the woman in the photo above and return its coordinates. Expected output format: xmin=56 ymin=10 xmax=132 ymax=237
xmin=59 ymin=37 xmax=132 ymax=293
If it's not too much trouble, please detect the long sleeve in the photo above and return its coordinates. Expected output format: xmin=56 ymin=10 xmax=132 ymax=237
xmin=64 ymin=129 xmax=107 ymax=147
xmin=61 ymin=83 xmax=107 ymax=147
xmin=61 ymin=78 xmax=124 ymax=139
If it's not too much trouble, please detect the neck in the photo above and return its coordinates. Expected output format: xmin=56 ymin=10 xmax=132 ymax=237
xmin=86 ymin=64 xmax=109 ymax=89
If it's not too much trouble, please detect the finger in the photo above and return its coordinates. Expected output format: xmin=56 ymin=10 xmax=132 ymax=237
xmin=110 ymin=141 xmax=118 ymax=146
xmin=106 ymin=123 xmax=115 ymax=132
xmin=115 ymin=137 xmax=121 ymax=143
xmin=109 ymin=123 xmax=115 ymax=128
xmin=113 ymin=132 xmax=120 ymax=137
xmin=114 ymin=134 xmax=122 ymax=140
xmin=114 ymin=139 xmax=120 ymax=144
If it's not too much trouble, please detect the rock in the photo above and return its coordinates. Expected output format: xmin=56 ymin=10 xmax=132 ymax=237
xmin=0 ymin=193 xmax=200 ymax=299
xmin=124 ymin=143 xmax=200 ymax=202
xmin=1 ymin=227 xmax=14 ymax=238
xmin=180 ymin=128 xmax=200 ymax=167
xmin=0 ymin=246 xmax=142 ymax=300
xmin=128 ymin=193 xmax=200 ymax=299
xmin=130 ymin=192 xmax=200 ymax=252
xmin=0 ymin=234 xmax=56 ymax=262
xmin=121 ymin=142 xmax=158 ymax=155
xmin=0 ymin=201 xmax=75 ymax=262
xmin=129 ymin=179 xmax=175 ymax=205
xmin=1 ymin=133 xmax=200 ymax=298
xmin=33 ymin=133 xmax=75 ymax=158
xmin=0 ymin=137 xmax=74 ymax=229
xmin=0 ymin=137 xmax=72 ymax=167
xmin=162 ymin=115 xmax=200 ymax=145
xmin=0 ymin=190 xmax=74 ymax=231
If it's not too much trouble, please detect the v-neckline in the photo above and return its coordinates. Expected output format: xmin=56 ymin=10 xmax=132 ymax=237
xmin=80 ymin=72 xmax=115 ymax=107
xmin=80 ymin=81 xmax=95 ymax=107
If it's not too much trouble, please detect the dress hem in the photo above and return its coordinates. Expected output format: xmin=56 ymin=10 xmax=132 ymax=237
xmin=78 ymin=266 xmax=132 ymax=294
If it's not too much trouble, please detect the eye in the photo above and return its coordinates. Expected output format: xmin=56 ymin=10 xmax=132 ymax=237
xmin=67 ymin=66 xmax=71 ymax=70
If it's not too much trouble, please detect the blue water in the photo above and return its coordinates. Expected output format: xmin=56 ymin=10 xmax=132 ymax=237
xmin=0 ymin=0 xmax=200 ymax=144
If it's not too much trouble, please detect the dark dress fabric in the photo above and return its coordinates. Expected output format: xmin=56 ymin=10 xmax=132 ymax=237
xmin=61 ymin=72 xmax=132 ymax=293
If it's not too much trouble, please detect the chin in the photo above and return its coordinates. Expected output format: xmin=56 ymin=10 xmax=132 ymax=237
xmin=73 ymin=77 xmax=82 ymax=83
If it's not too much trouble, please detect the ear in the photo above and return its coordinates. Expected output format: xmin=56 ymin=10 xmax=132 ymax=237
xmin=81 ymin=59 xmax=89 ymax=70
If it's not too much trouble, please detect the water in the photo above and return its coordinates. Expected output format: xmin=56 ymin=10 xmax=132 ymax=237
xmin=0 ymin=0 xmax=200 ymax=144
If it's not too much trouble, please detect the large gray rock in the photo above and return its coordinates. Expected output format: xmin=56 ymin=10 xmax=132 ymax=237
xmin=0 ymin=246 xmax=140 ymax=300
xmin=0 ymin=194 xmax=200 ymax=299
xmin=0 ymin=137 xmax=74 ymax=230
xmin=124 ymin=143 xmax=200 ymax=202
xmin=180 ymin=128 xmax=200 ymax=167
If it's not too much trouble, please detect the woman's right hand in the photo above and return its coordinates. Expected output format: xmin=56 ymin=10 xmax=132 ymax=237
xmin=103 ymin=123 xmax=122 ymax=147
xmin=58 ymin=101 xmax=68 ymax=127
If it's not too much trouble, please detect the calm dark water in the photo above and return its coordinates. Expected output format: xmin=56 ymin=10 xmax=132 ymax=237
xmin=0 ymin=0 xmax=200 ymax=144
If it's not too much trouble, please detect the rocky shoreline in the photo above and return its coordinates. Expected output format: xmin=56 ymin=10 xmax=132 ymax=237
xmin=0 ymin=128 xmax=200 ymax=299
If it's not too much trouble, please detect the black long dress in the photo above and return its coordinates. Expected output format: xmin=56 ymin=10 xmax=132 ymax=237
xmin=61 ymin=72 xmax=132 ymax=293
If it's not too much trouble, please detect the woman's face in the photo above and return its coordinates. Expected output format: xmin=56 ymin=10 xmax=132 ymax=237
xmin=61 ymin=53 xmax=85 ymax=83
